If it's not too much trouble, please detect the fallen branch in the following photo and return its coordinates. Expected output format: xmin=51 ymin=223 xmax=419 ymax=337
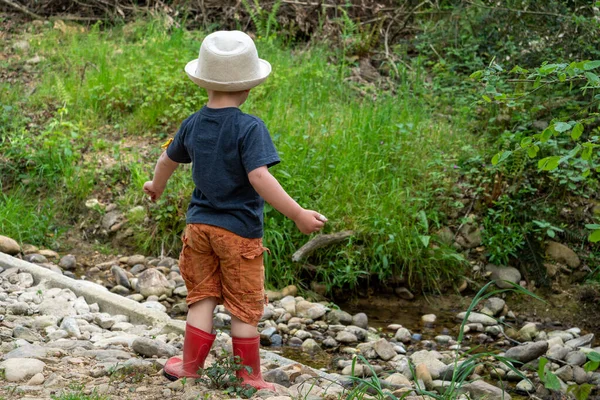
xmin=0 ymin=0 xmax=44 ymax=19
xmin=292 ymin=230 xmax=354 ymax=262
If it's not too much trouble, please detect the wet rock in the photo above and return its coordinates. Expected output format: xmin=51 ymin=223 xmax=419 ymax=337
xmin=505 ymin=341 xmax=548 ymax=363
xmin=295 ymin=301 xmax=326 ymax=320
xmin=132 ymin=337 xmax=177 ymax=358
xmin=546 ymin=241 xmax=580 ymax=268
xmin=485 ymin=264 xmax=521 ymax=289
xmin=137 ymin=268 xmax=172 ymax=298
xmin=58 ymin=254 xmax=77 ymax=270
xmin=462 ymin=380 xmax=511 ymax=400
xmin=0 ymin=235 xmax=20 ymax=255
xmin=0 ymin=358 xmax=45 ymax=382
xmin=394 ymin=287 xmax=414 ymax=300
xmin=327 ymin=310 xmax=353 ymax=325
xmin=352 ymin=312 xmax=369 ymax=329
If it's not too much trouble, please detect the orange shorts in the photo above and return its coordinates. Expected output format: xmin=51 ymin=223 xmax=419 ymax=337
xmin=178 ymin=223 xmax=267 ymax=326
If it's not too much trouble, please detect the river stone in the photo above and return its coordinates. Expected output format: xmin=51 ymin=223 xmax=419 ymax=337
xmin=2 ymin=344 xmax=48 ymax=360
xmin=38 ymin=297 xmax=77 ymax=321
xmin=0 ymin=235 xmax=20 ymax=254
xmin=18 ymin=272 xmax=34 ymax=288
xmin=462 ymin=380 xmax=511 ymax=400
xmin=0 ymin=358 xmax=45 ymax=382
xmin=555 ymin=365 xmax=573 ymax=382
xmin=352 ymin=313 xmax=369 ymax=329
xmin=546 ymin=241 xmax=580 ymax=268
xmin=484 ymin=297 xmax=506 ymax=316
xmin=25 ymin=253 xmax=48 ymax=264
xmin=279 ymin=296 xmax=296 ymax=315
xmin=13 ymin=326 xmax=43 ymax=343
xmin=336 ymin=331 xmax=358 ymax=344
xmin=409 ymin=350 xmax=446 ymax=379
xmin=421 ymin=314 xmax=436 ymax=325
xmin=110 ymin=265 xmax=131 ymax=289
xmin=60 ymin=317 xmax=81 ymax=338
xmin=565 ymin=351 xmax=587 ymax=366
xmin=345 ymin=325 xmax=368 ymax=341
xmin=357 ymin=342 xmax=378 ymax=359
xmin=322 ymin=337 xmax=338 ymax=348
xmin=263 ymin=368 xmax=291 ymax=387
xmin=384 ymin=372 xmax=411 ymax=386
xmin=32 ymin=315 xmax=58 ymax=331
xmin=372 ymin=338 xmax=396 ymax=361
xmin=395 ymin=327 xmax=412 ymax=343
xmin=485 ymin=264 xmax=521 ymax=289
xmin=295 ymin=301 xmax=326 ymax=320
xmin=565 ymin=333 xmax=594 ymax=349
xmin=519 ymin=323 xmax=539 ymax=341
xmin=137 ymin=268 xmax=172 ymax=298
xmin=505 ymin=341 xmax=548 ymax=363
xmin=7 ymin=301 xmax=30 ymax=315
xmin=294 ymin=330 xmax=312 ymax=340
xmin=58 ymin=254 xmax=77 ymax=270
xmin=143 ymin=301 xmax=167 ymax=313
xmin=132 ymin=337 xmax=177 ymax=358
xmin=301 ymin=338 xmax=322 ymax=354
xmin=456 ymin=312 xmax=497 ymax=326
xmin=573 ymin=365 xmax=588 ymax=384
xmin=515 ymin=379 xmax=534 ymax=393
xmin=547 ymin=345 xmax=570 ymax=360
xmin=327 ymin=309 xmax=353 ymax=325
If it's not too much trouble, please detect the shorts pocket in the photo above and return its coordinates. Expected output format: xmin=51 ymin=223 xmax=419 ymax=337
xmin=239 ymin=240 xmax=266 ymax=294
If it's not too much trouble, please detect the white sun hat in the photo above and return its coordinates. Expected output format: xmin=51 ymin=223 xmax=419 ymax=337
xmin=185 ymin=30 xmax=272 ymax=92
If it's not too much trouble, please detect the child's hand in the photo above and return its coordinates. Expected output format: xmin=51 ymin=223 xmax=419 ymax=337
xmin=294 ymin=209 xmax=327 ymax=235
xmin=143 ymin=181 xmax=163 ymax=202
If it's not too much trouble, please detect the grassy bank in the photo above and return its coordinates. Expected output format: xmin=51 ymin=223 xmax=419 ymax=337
xmin=1 ymin=18 xmax=477 ymax=292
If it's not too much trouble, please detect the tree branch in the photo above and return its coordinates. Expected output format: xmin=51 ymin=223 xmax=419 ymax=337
xmin=0 ymin=0 xmax=44 ymax=19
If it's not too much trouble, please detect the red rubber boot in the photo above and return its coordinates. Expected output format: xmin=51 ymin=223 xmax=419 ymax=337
xmin=163 ymin=324 xmax=216 ymax=381
xmin=232 ymin=336 xmax=276 ymax=391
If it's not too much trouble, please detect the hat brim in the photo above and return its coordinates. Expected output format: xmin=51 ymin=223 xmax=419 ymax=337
xmin=184 ymin=58 xmax=271 ymax=91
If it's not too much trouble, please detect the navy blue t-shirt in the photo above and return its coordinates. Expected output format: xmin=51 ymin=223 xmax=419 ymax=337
xmin=166 ymin=106 xmax=280 ymax=238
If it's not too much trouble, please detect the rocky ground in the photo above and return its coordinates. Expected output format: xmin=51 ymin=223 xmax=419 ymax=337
xmin=1 ymin=234 xmax=600 ymax=400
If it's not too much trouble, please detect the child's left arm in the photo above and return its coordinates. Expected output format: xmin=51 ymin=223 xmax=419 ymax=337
xmin=143 ymin=151 xmax=179 ymax=202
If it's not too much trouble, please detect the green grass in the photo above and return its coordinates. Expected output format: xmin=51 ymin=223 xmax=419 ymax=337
xmin=1 ymin=18 xmax=478 ymax=292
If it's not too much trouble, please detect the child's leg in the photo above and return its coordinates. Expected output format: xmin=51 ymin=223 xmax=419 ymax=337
xmin=231 ymin=314 xmax=258 ymax=338
xmin=187 ymin=296 xmax=218 ymax=333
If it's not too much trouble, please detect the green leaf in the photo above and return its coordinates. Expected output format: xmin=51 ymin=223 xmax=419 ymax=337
xmin=584 ymin=60 xmax=600 ymax=70
xmin=538 ymin=357 xmax=548 ymax=380
xmin=544 ymin=371 xmax=561 ymax=390
xmin=420 ymin=235 xmax=430 ymax=248
xmin=538 ymin=156 xmax=561 ymax=171
xmin=590 ymin=229 xmax=600 ymax=243
xmin=558 ymin=72 xmax=566 ymax=82
xmin=581 ymin=145 xmax=593 ymax=161
xmin=582 ymin=169 xmax=591 ymax=178
xmin=588 ymin=351 xmax=600 ymax=362
xmin=585 ymin=71 xmax=600 ymax=85
xmin=470 ymin=70 xmax=483 ymax=79
xmin=527 ymin=145 xmax=539 ymax=158
xmin=539 ymin=64 xmax=559 ymax=75
xmin=482 ymin=95 xmax=492 ymax=103
xmin=568 ymin=383 xmax=593 ymax=400
xmin=540 ymin=127 xmax=553 ymax=142
xmin=571 ymin=123 xmax=584 ymax=140
xmin=585 ymin=224 xmax=600 ymax=230
xmin=584 ymin=360 xmax=600 ymax=372
xmin=554 ymin=122 xmax=572 ymax=133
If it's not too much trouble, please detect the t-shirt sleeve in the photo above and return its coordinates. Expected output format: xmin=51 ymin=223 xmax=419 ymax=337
xmin=241 ymin=120 xmax=280 ymax=174
xmin=166 ymin=117 xmax=192 ymax=164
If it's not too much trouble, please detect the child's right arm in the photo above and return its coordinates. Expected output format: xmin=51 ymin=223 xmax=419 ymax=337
xmin=143 ymin=151 xmax=179 ymax=202
xmin=248 ymin=166 xmax=327 ymax=235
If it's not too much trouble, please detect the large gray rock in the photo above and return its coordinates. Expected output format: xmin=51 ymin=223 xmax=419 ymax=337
xmin=546 ymin=241 xmax=580 ymax=268
xmin=295 ymin=301 xmax=327 ymax=320
xmin=13 ymin=326 xmax=43 ymax=343
xmin=336 ymin=331 xmax=358 ymax=344
xmin=352 ymin=313 xmax=369 ymax=329
xmin=505 ymin=341 xmax=548 ymax=363
xmin=565 ymin=334 xmax=594 ymax=349
xmin=0 ymin=358 xmax=45 ymax=382
xmin=38 ymin=297 xmax=77 ymax=321
xmin=132 ymin=337 xmax=177 ymax=358
xmin=111 ymin=265 xmax=131 ymax=289
xmin=263 ymin=368 xmax=291 ymax=387
xmin=279 ymin=296 xmax=296 ymax=315
xmin=462 ymin=381 xmax=511 ymax=400
xmin=137 ymin=268 xmax=172 ymax=298
xmin=483 ymin=297 xmax=506 ymax=316
xmin=2 ymin=344 xmax=48 ymax=360
xmin=395 ymin=327 xmax=412 ymax=343
xmin=0 ymin=235 xmax=20 ymax=255
xmin=486 ymin=264 xmax=521 ymax=289
xmin=372 ymin=338 xmax=397 ymax=361
xmin=58 ymin=254 xmax=77 ymax=270
xmin=327 ymin=310 xmax=353 ymax=325
xmin=409 ymin=350 xmax=446 ymax=379
xmin=456 ymin=312 xmax=497 ymax=326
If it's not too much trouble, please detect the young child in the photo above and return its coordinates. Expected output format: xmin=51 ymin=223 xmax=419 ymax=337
xmin=143 ymin=30 xmax=327 ymax=390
